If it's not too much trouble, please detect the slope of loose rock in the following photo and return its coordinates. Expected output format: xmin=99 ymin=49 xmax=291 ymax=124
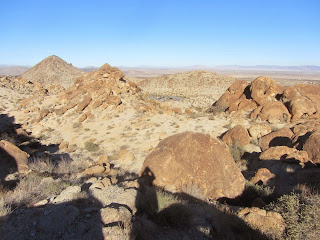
xmin=21 ymin=55 xmax=84 ymax=88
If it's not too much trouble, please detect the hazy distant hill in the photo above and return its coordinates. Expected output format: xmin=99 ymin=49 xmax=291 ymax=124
xmin=21 ymin=55 xmax=84 ymax=88
xmin=0 ymin=65 xmax=30 ymax=76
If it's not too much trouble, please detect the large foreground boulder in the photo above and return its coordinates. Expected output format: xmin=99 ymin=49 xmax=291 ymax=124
xmin=140 ymin=132 xmax=245 ymax=199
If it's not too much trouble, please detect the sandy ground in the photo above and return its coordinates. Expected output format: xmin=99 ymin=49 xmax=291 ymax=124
xmin=0 ymin=86 xmax=234 ymax=174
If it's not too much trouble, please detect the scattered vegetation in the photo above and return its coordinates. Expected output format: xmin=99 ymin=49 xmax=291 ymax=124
xmin=228 ymin=141 xmax=246 ymax=162
xmin=84 ymin=141 xmax=99 ymax=152
xmin=156 ymin=190 xmax=183 ymax=212
xmin=268 ymin=185 xmax=320 ymax=239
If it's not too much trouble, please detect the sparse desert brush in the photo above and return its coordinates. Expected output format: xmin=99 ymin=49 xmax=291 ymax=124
xmin=84 ymin=141 xmax=99 ymax=152
xmin=5 ymin=173 xmax=71 ymax=207
xmin=181 ymin=182 xmax=206 ymax=201
xmin=72 ymin=122 xmax=82 ymax=128
xmin=156 ymin=190 xmax=183 ymax=212
xmin=29 ymin=156 xmax=55 ymax=173
xmin=30 ymin=155 xmax=87 ymax=175
xmin=228 ymin=141 xmax=246 ymax=162
xmin=268 ymin=185 xmax=320 ymax=239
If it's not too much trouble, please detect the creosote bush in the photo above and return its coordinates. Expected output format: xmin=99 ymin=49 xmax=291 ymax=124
xmin=268 ymin=185 xmax=320 ymax=239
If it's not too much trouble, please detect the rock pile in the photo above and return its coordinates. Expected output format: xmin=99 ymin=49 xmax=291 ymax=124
xmin=208 ymin=76 xmax=320 ymax=123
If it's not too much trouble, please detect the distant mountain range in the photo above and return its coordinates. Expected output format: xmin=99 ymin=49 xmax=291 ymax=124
xmin=1 ymin=64 xmax=320 ymax=76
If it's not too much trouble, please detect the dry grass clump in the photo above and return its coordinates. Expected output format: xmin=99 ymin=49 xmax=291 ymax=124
xmin=4 ymin=173 xmax=71 ymax=207
xmin=268 ymin=185 xmax=320 ymax=239
xmin=156 ymin=190 xmax=183 ymax=212
xmin=29 ymin=156 xmax=87 ymax=175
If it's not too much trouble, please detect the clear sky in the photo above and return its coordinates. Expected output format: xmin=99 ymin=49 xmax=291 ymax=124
xmin=1 ymin=0 xmax=319 ymax=67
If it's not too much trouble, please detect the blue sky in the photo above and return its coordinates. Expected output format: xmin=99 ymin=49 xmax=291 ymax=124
xmin=1 ymin=0 xmax=319 ymax=67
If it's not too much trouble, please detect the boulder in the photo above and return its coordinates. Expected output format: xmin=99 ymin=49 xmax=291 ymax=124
xmin=238 ymin=207 xmax=285 ymax=238
xmin=0 ymin=140 xmax=29 ymax=173
xmin=248 ymin=124 xmax=272 ymax=139
xmin=303 ymin=131 xmax=320 ymax=164
xmin=251 ymin=101 xmax=291 ymax=123
xmin=250 ymin=76 xmax=283 ymax=105
xmin=100 ymin=206 xmax=131 ymax=225
xmin=222 ymin=125 xmax=250 ymax=146
xmin=208 ymin=80 xmax=248 ymax=113
xmin=260 ymin=146 xmax=295 ymax=161
xmin=76 ymin=95 xmax=92 ymax=112
xmin=140 ymin=132 xmax=245 ymax=199
xmin=106 ymin=95 xmax=122 ymax=106
xmin=283 ymin=84 xmax=320 ymax=120
xmin=259 ymin=127 xmax=293 ymax=151
xmin=250 ymin=168 xmax=275 ymax=185
xmin=53 ymin=186 xmax=81 ymax=204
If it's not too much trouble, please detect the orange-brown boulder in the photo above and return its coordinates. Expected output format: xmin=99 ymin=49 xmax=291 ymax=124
xmin=259 ymin=146 xmax=295 ymax=160
xmin=248 ymin=124 xmax=272 ymax=139
xmin=259 ymin=127 xmax=293 ymax=151
xmin=106 ymin=95 xmax=122 ymax=106
xmin=250 ymin=76 xmax=283 ymax=105
xmin=208 ymin=80 xmax=248 ymax=113
xmin=222 ymin=125 xmax=250 ymax=146
xmin=238 ymin=207 xmax=285 ymax=237
xmin=140 ymin=132 xmax=245 ymax=199
xmin=0 ymin=140 xmax=29 ymax=173
xmin=39 ymin=109 xmax=50 ymax=118
xmin=76 ymin=95 xmax=92 ymax=112
xmin=250 ymin=168 xmax=275 ymax=185
xmin=303 ymin=131 xmax=320 ymax=164
xmin=251 ymin=101 xmax=291 ymax=123
xmin=282 ymin=84 xmax=320 ymax=121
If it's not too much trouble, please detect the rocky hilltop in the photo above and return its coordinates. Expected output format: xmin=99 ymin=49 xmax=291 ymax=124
xmin=21 ymin=55 xmax=84 ymax=88
xmin=138 ymin=70 xmax=236 ymax=98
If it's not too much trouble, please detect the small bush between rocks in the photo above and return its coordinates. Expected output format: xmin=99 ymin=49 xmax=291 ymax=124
xmin=157 ymin=190 xmax=183 ymax=212
xmin=84 ymin=141 xmax=99 ymax=152
xmin=268 ymin=185 xmax=320 ymax=239
xmin=228 ymin=142 xmax=246 ymax=162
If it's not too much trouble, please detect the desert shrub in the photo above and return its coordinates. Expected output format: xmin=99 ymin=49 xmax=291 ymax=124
xmin=72 ymin=122 xmax=82 ymax=128
xmin=181 ymin=182 xmax=206 ymax=201
xmin=156 ymin=190 xmax=182 ymax=212
xmin=223 ymin=181 xmax=274 ymax=207
xmin=29 ymin=156 xmax=55 ymax=173
xmin=228 ymin=142 xmax=246 ymax=162
xmin=268 ymin=186 xmax=320 ymax=239
xmin=0 ymin=197 xmax=11 ymax=218
xmin=5 ymin=173 xmax=71 ymax=207
xmin=84 ymin=141 xmax=99 ymax=152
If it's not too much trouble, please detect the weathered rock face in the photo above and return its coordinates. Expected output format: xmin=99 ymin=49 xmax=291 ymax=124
xmin=0 ymin=140 xmax=29 ymax=173
xmin=303 ymin=131 xmax=320 ymax=164
xmin=222 ymin=125 xmax=250 ymax=146
xmin=140 ymin=132 xmax=245 ymax=199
